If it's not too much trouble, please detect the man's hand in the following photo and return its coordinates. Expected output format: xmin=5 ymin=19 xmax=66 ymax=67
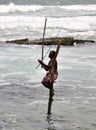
xmin=38 ymin=59 xmax=42 ymax=65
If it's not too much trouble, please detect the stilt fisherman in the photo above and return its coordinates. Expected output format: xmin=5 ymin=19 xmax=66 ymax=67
xmin=38 ymin=50 xmax=58 ymax=96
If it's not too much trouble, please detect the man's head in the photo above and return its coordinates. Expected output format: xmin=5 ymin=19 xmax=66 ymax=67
xmin=49 ymin=50 xmax=56 ymax=59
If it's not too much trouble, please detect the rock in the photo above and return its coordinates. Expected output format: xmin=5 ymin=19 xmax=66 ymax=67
xmin=6 ymin=38 xmax=29 ymax=44
xmin=5 ymin=37 xmax=95 ymax=46
xmin=29 ymin=37 xmax=74 ymax=46
xmin=6 ymin=37 xmax=74 ymax=46
xmin=74 ymin=39 xmax=95 ymax=44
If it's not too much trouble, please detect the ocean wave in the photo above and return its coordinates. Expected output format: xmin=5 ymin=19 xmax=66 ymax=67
xmin=0 ymin=2 xmax=43 ymax=13
xmin=0 ymin=16 xmax=45 ymax=29
xmin=0 ymin=15 xmax=96 ymax=31
xmin=0 ymin=3 xmax=96 ymax=14
xmin=59 ymin=4 xmax=96 ymax=11
xmin=0 ymin=15 xmax=96 ymax=40
xmin=0 ymin=2 xmax=96 ymax=40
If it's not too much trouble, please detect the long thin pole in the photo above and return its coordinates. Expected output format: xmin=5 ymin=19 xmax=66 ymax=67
xmin=35 ymin=18 xmax=47 ymax=69
xmin=47 ymin=41 xmax=61 ymax=115
xmin=42 ymin=18 xmax=47 ymax=61
xmin=47 ymin=82 xmax=53 ymax=115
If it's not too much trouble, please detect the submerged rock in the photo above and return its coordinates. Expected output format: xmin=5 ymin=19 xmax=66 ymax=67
xmin=5 ymin=37 xmax=95 ymax=46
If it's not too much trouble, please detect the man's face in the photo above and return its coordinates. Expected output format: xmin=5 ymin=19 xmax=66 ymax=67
xmin=49 ymin=51 xmax=54 ymax=58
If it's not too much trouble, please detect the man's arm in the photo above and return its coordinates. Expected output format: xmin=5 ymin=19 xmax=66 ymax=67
xmin=38 ymin=59 xmax=51 ymax=71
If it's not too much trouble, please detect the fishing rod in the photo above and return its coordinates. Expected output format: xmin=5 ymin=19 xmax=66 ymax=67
xmin=35 ymin=18 xmax=47 ymax=69
xmin=42 ymin=18 xmax=47 ymax=61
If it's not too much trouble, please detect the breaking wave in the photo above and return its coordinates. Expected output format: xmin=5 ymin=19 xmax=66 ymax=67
xmin=0 ymin=2 xmax=96 ymax=13
xmin=0 ymin=2 xmax=43 ymax=13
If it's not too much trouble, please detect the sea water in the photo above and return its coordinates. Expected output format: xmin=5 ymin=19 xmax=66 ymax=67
xmin=0 ymin=0 xmax=96 ymax=130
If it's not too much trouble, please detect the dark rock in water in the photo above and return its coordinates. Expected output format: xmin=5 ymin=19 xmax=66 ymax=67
xmin=29 ymin=37 xmax=74 ymax=46
xmin=6 ymin=38 xmax=29 ymax=44
xmin=6 ymin=37 xmax=74 ymax=46
xmin=74 ymin=39 xmax=95 ymax=44
xmin=5 ymin=37 xmax=95 ymax=46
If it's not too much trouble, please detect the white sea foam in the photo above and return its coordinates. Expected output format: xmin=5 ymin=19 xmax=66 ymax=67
xmin=60 ymin=4 xmax=96 ymax=11
xmin=1 ymin=113 xmax=17 ymax=123
xmin=0 ymin=16 xmax=45 ymax=30
xmin=29 ymin=100 xmax=47 ymax=105
xmin=0 ymin=2 xmax=43 ymax=13
xmin=0 ymin=3 xmax=96 ymax=40
xmin=0 ymin=3 xmax=96 ymax=14
xmin=0 ymin=72 xmax=26 ymax=78
xmin=0 ymin=15 xmax=96 ymax=31
xmin=0 ymin=3 xmax=96 ymax=35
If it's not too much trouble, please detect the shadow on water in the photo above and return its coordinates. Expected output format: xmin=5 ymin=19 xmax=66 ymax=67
xmin=45 ymin=115 xmax=56 ymax=130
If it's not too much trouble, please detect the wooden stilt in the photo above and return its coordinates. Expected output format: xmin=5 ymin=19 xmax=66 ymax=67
xmin=47 ymin=82 xmax=53 ymax=115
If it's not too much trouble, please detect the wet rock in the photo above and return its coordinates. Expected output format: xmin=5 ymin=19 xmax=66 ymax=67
xmin=29 ymin=37 xmax=74 ymax=46
xmin=74 ymin=39 xmax=95 ymax=44
xmin=5 ymin=37 xmax=95 ymax=45
xmin=6 ymin=38 xmax=29 ymax=44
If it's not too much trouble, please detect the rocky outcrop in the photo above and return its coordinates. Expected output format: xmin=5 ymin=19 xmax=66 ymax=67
xmin=6 ymin=37 xmax=95 ymax=45
xmin=74 ymin=39 xmax=95 ymax=44
xmin=6 ymin=38 xmax=29 ymax=45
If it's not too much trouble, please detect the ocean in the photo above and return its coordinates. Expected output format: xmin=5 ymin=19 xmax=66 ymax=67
xmin=0 ymin=0 xmax=96 ymax=130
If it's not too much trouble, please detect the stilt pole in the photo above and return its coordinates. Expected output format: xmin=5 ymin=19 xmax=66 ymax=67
xmin=47 ymin=82 xmax=53 ymax=115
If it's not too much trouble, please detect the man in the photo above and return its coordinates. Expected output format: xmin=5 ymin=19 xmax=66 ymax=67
xmin=38 ymin=50 xmax=58 ymax=96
